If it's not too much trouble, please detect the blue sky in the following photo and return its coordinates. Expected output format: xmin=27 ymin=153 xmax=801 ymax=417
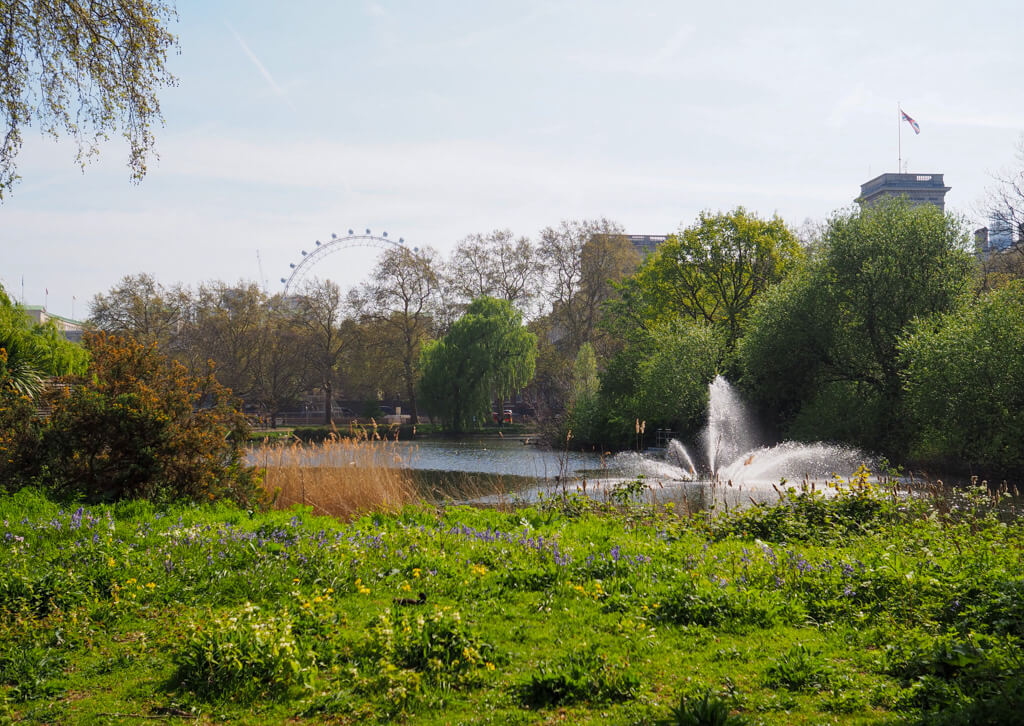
xmin=5 ymin=0 xmax=1024 ymax=319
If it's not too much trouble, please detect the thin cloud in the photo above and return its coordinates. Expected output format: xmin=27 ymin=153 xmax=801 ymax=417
xmin=225 ymin=23 xmax=297 ymax=112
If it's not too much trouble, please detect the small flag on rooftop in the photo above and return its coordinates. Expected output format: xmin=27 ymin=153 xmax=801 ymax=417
xmin=901 ymin=109 xmax=920 ymax=135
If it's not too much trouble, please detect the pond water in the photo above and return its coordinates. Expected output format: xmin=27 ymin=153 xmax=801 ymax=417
xmin=390 ymin=437 xmax=605 ymax=479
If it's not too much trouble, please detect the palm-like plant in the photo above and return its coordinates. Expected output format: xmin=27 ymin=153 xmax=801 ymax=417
xmin=0 ymin=334 xmax=45 ymax=398
xmin=661 ymin=689 xmax=750 ymax=726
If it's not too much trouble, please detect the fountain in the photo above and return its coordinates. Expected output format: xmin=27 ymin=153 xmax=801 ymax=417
xmin=662 ymin=376 xmax=873 ymax=488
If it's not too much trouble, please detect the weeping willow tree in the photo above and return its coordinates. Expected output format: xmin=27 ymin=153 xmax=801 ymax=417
xmin=418 ymin=297 xmax=537 ymax=432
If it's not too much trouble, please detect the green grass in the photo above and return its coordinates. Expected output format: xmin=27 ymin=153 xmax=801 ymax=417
xmin=0 ymin=481 xmax=1022 ymax=724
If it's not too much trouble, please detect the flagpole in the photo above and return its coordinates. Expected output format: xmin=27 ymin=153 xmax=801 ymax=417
xmin=898 ymin=102 xmax=902 ymax=173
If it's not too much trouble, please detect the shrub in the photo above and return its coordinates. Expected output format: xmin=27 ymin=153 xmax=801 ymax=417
xmin=0 ymin=390 xmax=42 ymax=492
xmin=174 ymin=602 xmax=316 ymax=701
xmin=364 ymin=606 xmax=495 ymax=687
xmin=38 ymin=332 xmax=262 ymax=505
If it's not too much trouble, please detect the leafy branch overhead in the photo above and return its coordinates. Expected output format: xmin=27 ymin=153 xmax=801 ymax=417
xmin=0 ymin=0 xmax=178 ymax=199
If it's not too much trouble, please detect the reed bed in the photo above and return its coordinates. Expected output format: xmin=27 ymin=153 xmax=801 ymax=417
xmin=252 ymin=434 xmax=420 ymax=519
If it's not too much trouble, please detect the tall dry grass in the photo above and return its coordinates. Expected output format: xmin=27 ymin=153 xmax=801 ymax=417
xmin=251 ymin=434 xmax=420 ymax=519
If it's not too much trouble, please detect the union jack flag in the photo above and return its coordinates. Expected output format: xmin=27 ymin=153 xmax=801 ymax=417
xmin=901 ymin=110 xmax=920 ymax=135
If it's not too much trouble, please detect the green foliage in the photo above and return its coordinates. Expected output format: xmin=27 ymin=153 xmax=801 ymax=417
xmin=886 ymin=631 xmax=1024 ymax=724
xmin=0 ymin=625 xmax=68 ymax=702
xmin=36 ymin=331 xmax=262 ymax=504
xmin=0 ymin=285 xmax=88 ymax=397
xmin=174 ymin=601 xmax=317 ymax=702
xmin=570 ymin=318 xmax=721 ymax=447
xmin=569 ymin=342 xmax=599 ymax=406
xmin=660 ymin=688 xmax=751 ymax=726
xmin=654 ymin=579 xmax=790 ymax=631
xmin=0 ymin=1 xmax=178 ymax=198
xmin=763 ymin=643 xmax=831 ymax=690
xmin=518 ymin=644 xmax=640 ymax=708
xmin=365 ymin=605 xmax=495 ymax=685
xmin=610 ymin=208 xmax=803 ymax=349
xmin=740 ymin=197 xmax=974 ymax=454
xmin=419 ymin=297 xmax=537 ymax=431
xmin=900 ymin=280 xmax=1024 ymax=476
xmin=0 ymin=484 xmax=1022 ymax=722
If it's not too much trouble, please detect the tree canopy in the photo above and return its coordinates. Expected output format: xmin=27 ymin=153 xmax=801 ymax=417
xmin=418 ymin=297 xmax=536 ymax=432
xmin=1 ymin=0 xmax=178 ymax=199
xmin=609 ymin=208 xmax=802 ymax=348
xmin=739 ymin=197 xmax=974 ymax=453
xmin=900 ymin=280 xmax=1024 ymax=476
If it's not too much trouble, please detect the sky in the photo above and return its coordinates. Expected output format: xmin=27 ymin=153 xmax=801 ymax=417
xmin=4 ymin=0 xmax=1024 ymax=320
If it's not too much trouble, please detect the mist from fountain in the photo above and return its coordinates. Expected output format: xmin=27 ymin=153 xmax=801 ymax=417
xmin=661 ymin=376 xmax=872 ymax=488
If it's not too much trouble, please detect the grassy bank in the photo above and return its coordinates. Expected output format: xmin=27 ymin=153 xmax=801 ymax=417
xmin=1 ymin=480 xmax=1022 ymax=724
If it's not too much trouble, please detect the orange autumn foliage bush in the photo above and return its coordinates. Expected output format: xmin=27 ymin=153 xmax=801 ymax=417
xmin=37 ymin=332 xmax=262 ymax=504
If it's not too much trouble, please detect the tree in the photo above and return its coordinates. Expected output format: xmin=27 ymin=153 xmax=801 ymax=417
xmin=293 ymin=280 xmax=352 ymax=425
xmin=186 ymin=281 xmax=267 ymax=400
xmin=38 ymin=331 xmax=260 ymax=504
xmin=418 ymin=297 xmax=536 ymax=432
xmin=356 ymin=247 xmax=441 ymax=424
xmin=89 ymin=273 xmax=191 ymax=352
xmin=1 ymin=0 xmax=178 ymax=199
xmin=574 ymin=319 xmax=721 ymax=448
xmin=538 ymin=218 xmax=638 ymax=356
xmin=0 ymin=284 xmax=88 ymax=396
xmin=900 ymin=281 xmax=1024 ymax=477
xmin=609 ymin=208 xmax=802 ymax=350
xmin=248 ymin=296 xmax=309 ymax=427
xmin=447 ymin=230 xmax=541 ymax=316
xmin=739 ymin=197 xmax=974 ymax=453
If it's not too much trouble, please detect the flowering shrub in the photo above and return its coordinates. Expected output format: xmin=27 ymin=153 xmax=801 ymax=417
xmin=364 ymin=606 xmax=495 ymax=687
xmin=174 ymin=601 xmax=317 ymax=701
xmin=38 ymin=332 xmax=262 ymax=505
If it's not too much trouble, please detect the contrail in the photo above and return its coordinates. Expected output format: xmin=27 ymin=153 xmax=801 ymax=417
xmin=226 ymin=22 xmax=297 ymax=112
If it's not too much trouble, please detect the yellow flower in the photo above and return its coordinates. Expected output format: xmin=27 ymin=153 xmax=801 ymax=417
xmin=107 ymin=557 xmax=116 ymax=568
xmin=412 ymin=568 xmax=421 ymax=579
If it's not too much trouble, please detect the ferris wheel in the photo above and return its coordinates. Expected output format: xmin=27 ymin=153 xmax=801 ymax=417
xmin=279 ymin=228 xmax=417 ymax=297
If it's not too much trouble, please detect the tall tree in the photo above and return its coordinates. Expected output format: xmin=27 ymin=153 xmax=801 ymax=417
xmin=609 ymin=208 xmax=803 ymax=348
xmin=249 ymin=297 xmax=309 ymax=427
xmin=89 ymin=273 xmax=190 ymax=352
xmin=448 ymin=230 xmax=540 ymax=316
xmin=356 ymin=246 xmax=440 ymax=424
xmin=186 ymin=281 xmax=267 ymax=400
xmin=294 ymin=280 xmax=351 ymax=425
xmin=538 ymin=218 xmax=637 ymax=355
xmin=419 ymin=297 xmax=537 ymax=432
xmin=739 ymin=197 xmax=973 ymax=453
xmin=900 ymin=281 xmax=1024 ymax=477
xmin=1 ymin=0 xmax=178 ymax=198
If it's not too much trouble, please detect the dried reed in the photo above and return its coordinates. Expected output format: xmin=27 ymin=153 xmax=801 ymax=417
xmin=252 ymin=434 xmax=419 ymax=520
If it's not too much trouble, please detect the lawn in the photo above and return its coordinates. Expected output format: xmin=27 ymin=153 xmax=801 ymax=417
xmin=1 ymin=477 xmax=1021 ymax=724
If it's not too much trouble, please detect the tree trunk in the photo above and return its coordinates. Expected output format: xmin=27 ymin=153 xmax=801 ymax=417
xmin=323 ymin=380 xmax=333 ymax=426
